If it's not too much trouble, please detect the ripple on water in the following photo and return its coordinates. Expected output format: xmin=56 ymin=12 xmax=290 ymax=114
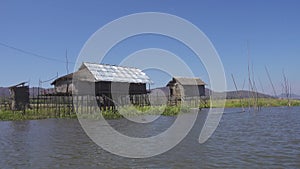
xmin=0 ymin=107 xmax=300 ymax=168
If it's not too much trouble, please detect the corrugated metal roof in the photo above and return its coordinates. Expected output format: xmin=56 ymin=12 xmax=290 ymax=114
xmin=81 ymin=62 xmax=152 ymax=83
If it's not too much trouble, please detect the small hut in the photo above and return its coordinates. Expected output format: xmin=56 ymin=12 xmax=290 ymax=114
xmin=50 ymin=73 xmax=74 ymax=95
xmin=167 ymin=77 xmax=206 ymax=103
xmin=9 ymin=82 xmax=30 ymax=111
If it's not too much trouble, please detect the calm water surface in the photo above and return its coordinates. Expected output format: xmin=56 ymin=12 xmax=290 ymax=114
xmin=1 ymin=107 xmax=300 ymax=169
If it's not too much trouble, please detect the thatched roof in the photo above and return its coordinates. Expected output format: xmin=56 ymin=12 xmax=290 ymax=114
xmin=51 ymin=73 xmax=73 ymax=85
xmin=168 ymin=77 xmax=206 ymax=86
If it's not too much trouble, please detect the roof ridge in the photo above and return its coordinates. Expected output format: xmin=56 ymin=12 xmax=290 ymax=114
xmin=83 ymin=62 xmax=140 ymax=70
xmin=173 ymin=76 xmax=202 ymax=79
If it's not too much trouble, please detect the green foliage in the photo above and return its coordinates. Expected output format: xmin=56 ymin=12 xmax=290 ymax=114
xmin=220 ymin=98 xmax=300 ymax=108
xmin=0 ymin=105 xmax=196 ymax=121
xmin=0 ymin=109 xmax=76 ymax=121
xmin=2 ymin=98 xmax=299 ymax=121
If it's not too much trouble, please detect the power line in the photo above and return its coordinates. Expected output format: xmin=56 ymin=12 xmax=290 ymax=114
xmin=0 ymin=41 xmax=75 ymax=64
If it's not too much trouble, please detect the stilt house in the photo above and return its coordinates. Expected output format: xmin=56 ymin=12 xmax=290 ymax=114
xmin=167 ymin=77 xmax=206 ymax=102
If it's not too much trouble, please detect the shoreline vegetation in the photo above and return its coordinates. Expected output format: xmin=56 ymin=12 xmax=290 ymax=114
xmin=1 ymin=98 xmax=300 ymax=121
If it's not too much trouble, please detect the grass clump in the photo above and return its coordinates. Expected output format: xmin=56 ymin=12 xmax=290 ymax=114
xmin=1 ymin=105 xmax=195 ymax=121
xmin=222 ymin=98 xmax=300 ymax=108
xmin=0 ymin=109 xmax=76 ymax=121
xmin=4 ymin=98 xmax=298 ymax=121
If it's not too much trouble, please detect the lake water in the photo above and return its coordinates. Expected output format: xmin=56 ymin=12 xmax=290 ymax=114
xmin=1 ymin=107 xmax=300 ymax=168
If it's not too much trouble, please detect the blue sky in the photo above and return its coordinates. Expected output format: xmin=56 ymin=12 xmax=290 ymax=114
xmin=1 ymin=0 xmax=299 ymax=95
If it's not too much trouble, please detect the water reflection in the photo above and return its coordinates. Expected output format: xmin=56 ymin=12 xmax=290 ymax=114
xmin=0 ymin=107 xmax=300 ymax=168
